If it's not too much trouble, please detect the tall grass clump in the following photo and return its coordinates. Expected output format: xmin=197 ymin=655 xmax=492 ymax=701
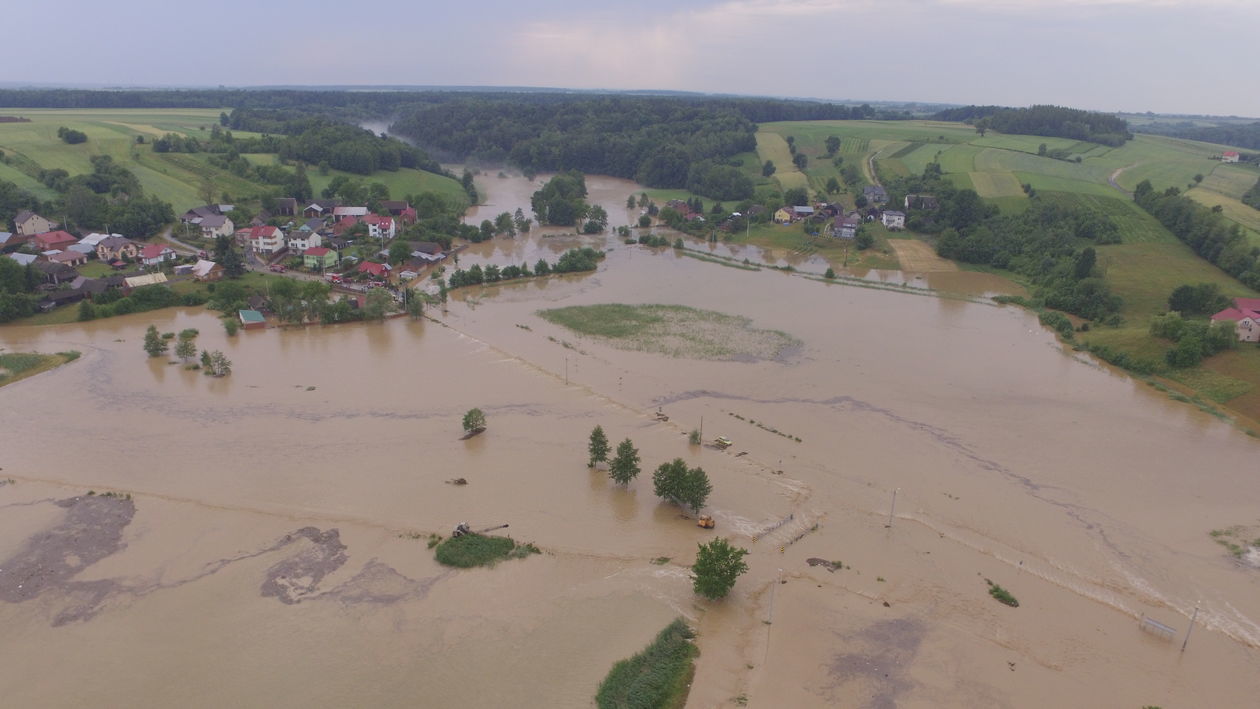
xmin=595 ymin=619 xmax=698 ymax=709
xmin=434 ymin=534 xmax=539 ymax=568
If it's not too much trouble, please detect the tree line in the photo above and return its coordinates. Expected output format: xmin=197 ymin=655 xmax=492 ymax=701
xmin=388 ymin=95 xmax=885 ymax=199
xmin=6 ymin=153 xmax=174 ymax=238
xmin=1132 ymin=120 xmax=1260 ymax=152
xmin=884 ymin=165 xmax=1124 ymax=321
xmin=934 ymin=105 xmax=1132 ymax=146
xmin=1134 ymin=180 xmax=1260 ymax=290
xmin=444 ymin=247 xmax=604 ymax=288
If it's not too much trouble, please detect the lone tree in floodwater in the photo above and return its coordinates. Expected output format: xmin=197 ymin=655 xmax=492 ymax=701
xmin=608 ymin=438 xmax=640 ymax=486
xmin=463 ymin=408 xmax=486 ymax=435
xmin=588 ymin=425 xmax=609 ymax=468
xmin=143 ymin=325 xmax=167 ymax=357
xmin=692 ymin=538 xmax=748 ymax=600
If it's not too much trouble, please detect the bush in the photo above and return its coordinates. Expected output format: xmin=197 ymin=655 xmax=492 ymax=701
xmin=222 ymin=316 xmax=239 ymax=335
xmin=1038 ymin=311 xmax=1075 ymax=340
xmin=433 ymin=534 xmax=539 ymax=568
xmin=595 ymin=619 xmax=697 ymax=709
xmin=986 ymin=579 xmax=1019 ymax=607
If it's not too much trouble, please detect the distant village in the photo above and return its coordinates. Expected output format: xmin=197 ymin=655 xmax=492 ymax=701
xmin=2 ymin=197 xmax=449 ymax=317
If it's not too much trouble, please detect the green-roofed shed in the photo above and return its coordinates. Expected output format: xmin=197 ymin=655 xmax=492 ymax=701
xmin=238 ymin=309 xmax=266 ymax=330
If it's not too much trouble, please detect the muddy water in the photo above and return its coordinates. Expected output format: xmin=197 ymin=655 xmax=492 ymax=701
xmin=2 ymin=173 xmax=1259 ymax=708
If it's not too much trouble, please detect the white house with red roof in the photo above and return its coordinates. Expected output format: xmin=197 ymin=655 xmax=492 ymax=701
xmin=243 ymin=225 xmax=285 ymax=255
xmin=1221 ymin=151 xmax=1240 ymax=163
xmin=140 ymin=243 xmax=178 ymax=266
xmin=362 ymin=214 xmax=396 ymax=240
xmin=1211 ymin=297 xmax=1260 ymax=342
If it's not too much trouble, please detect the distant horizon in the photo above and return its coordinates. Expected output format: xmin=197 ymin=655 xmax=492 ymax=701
xmin=5 ymin=0 xmax=1258 ymax=117
xmin=0 ymin=82 xmax=1256 ymax=122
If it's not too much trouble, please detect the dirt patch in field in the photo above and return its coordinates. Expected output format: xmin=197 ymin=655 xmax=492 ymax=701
xmin=825 ymin=617 xmax=927 ymax=708
xmin=888 ymin=239 xmax=957 ymax=273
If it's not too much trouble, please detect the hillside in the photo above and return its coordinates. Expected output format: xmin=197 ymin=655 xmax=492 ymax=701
xmin=748 ymin=119 xmax=1260 ymax=424
xmin=0 ymin=108 xmax=466 ymax=216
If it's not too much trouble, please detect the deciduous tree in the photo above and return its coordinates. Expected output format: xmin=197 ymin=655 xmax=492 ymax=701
xmin=692 ymin=538 xmax=749 ymax=600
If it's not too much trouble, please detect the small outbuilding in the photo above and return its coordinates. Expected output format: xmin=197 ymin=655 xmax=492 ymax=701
xmin=238 ymin=309 xmax=267 ymax=330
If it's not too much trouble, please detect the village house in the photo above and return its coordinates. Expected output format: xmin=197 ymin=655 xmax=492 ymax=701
xmin=139 ymin=243 xmax=177 ymax=267
xmin=831 ymin=214 xmax=861 ymax=239
xmin=1210 ymin=298 xmax=1260 ymax=343
xmin=33 ymin=230 xmax=78 ymax=252
xmin=96 ymin=235 xmax=139 ymax=262
xmin=362 ymin=214 xmax=396 ymax=240
xmin=303 ymin=246 xmax=338 ymax=270
xmin=14 ymin=210 xmax=57 ymax=236
xmin=332 ymin=206 xmax=369 ymax=220
xmin=288 ymin=227 xmax=322 ymax=253
xmin=77 ymin=232 xmax=115 ymax=250
xmin=356 ymin=261 xmax=390 ymax=280
xmin=198 ymin=214 xmax=234 ymax=240
xmin=1221 ymin=151 xmax=1240 ymax=163
xmin=243 ymin=225 xmax=285 ymax=255
xmin=0 ymin=231 xmax=23 ymax=251
xmin=863 ymin=185 xmax=889 ymax=204
xmin=303 ymin=199 xmax=341 ymax=219
xmin=882 ymin=210 xmax=906 ymax=230
xmin=379 ymin=200 xmax=417 ymax=225
xmin=191 ymin=259 xmax=224 ymax=282
xmin=409 ymin=242 xmax=445 ymax=263
xmin=66 ymin=241 xmax=95 ymax=256
xmin=33 ymin=260 xmax=79 ymax=286
xmin=48 ymin=250 xmax=88 ymax=267
xmin=8 ymin=252 xmax=38 ymax=267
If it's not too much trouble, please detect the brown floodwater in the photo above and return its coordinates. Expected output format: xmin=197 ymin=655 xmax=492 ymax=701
xmin=2 ymin=173 xmax=1259 ymax=708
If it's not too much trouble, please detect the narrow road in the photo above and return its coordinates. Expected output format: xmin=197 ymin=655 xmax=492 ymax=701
xmin=158 ymin=225 xmax=201 ymax=255
xmin=1107 ymin=165 xmax=1137 ymax=198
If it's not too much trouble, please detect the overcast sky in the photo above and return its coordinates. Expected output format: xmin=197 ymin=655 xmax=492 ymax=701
xmin=5 ymin=0 xmax=1257 ymax=117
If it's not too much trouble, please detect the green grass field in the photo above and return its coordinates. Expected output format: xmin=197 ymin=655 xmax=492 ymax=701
xmin=753 ymin=118 xmax=1260 ymax=423
xmin=0 ymin=108 xmax=465 ymax=214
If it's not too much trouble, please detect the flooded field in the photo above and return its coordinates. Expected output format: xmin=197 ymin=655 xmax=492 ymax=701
xmin=2 ymin=173 xmax=1259 ymax=708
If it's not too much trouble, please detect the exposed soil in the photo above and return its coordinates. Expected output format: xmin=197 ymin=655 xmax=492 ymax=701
xmin=259 ymin=527 xmax=349 ymax=605
xmin=0 ymin=494 xmax=134 ymax=625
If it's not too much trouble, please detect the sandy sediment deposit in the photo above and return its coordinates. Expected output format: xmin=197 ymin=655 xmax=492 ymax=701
xmin=2 ymin=173 xmax=1259 ymax=708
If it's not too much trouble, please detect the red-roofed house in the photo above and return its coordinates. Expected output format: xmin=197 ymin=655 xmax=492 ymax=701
xmin=303 ymin=246 xmax=338 ymax=270
xmin=33 ymin=230 xmax=78 ymax=251
xmin=357 ymin=261 xmax=390 ymax=279
xmin=243 ymin=225 xmax=285 ymax=255
xmin=140 ymin=243 xmax=178 ymax=266
xmin=1211 ymin=297 xmax=1260 ymax=342
xmin=362 ymin=214 xmax=396 ymax=240
xmin=1222 ymin=151 xmax=1240 ymax=163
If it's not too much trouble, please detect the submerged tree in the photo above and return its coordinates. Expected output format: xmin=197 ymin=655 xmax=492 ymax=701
xmin=142 ymin=324 xmax=167 ymax=357
xmin=588 ymin=425 xmax=609 ymax=468
xmin=692 ymin=538 xmax=749 ymax=600
xmin=462 ymin=408 xmax=487 ymax=434
xmin=608 ymin=438 xmax=640 ymax=486
xmin=653 ymin=458 xmax=712 ymax=513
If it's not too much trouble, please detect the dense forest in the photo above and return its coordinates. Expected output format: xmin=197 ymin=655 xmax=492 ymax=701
xmin=223 ymin=110 xmax=445 ymax=176
xmin=933 ymin=105 xmax=1133 ymax=146
xmin=387 ymin=95 xmax=884 ymax=197
xmin=1134 ymin=180 xmax=1260 ymax=290
xmin=1132 ymin=120 xmax=1260 ymax=151
xmin=5 ymin=153 xmax=174 ymax=238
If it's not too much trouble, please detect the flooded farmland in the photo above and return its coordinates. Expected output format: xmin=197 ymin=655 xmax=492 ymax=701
xmin=2 ymin=173 xmax=1259 ymax=708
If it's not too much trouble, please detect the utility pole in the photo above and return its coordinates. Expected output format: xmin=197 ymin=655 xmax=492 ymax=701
xmin=885 ymin=487 xmax=899 ymax=528
xmin=1181 ymin=603 xmax=1200 ymax=652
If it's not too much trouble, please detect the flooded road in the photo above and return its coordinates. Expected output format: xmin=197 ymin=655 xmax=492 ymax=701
xmin=2 ymin=173 xmax=1259 ymax=708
